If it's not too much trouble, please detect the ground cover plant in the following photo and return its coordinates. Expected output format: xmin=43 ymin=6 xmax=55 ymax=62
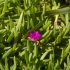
xmin=0 ymin=0 xmax=70 ymax=70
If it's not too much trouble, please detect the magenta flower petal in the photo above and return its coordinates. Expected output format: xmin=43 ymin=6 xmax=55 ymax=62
xmin=28 ymin=31 xmax=41 ymax=41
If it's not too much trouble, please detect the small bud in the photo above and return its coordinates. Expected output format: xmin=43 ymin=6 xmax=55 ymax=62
xmin=28 ymin=31 xmax=41 ymax=41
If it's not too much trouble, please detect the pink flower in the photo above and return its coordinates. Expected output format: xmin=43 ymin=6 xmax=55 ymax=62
xmin=28 ymin=31 xmax=41 ymax=41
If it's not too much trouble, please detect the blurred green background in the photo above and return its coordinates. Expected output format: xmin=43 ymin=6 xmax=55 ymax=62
xmin=0 ymin=0 xmax=70 ymax=70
